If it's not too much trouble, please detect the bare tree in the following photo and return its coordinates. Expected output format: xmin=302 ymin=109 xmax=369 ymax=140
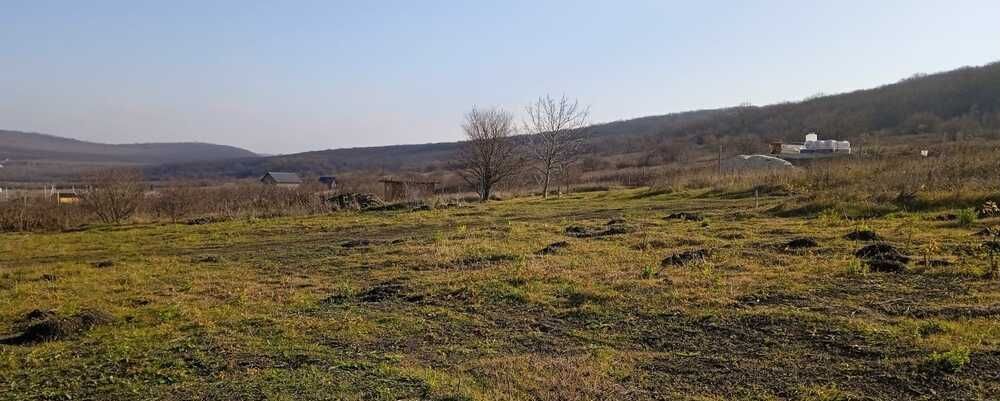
xmin=151 ymin=184 xmax=198 ymax=223
xmin=523 ymin=95 xmax=589 ymax=197
xmin=82 ymin=168 xmax=145 ymax=224
xmin=456 ymin=107 xmax=521 ymax=201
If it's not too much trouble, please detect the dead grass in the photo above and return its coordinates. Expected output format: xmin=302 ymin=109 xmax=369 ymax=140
xmin=1 ymin=188 xmax=999 ymax=400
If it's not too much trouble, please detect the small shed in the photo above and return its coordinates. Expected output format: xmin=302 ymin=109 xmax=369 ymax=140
xmin=379 ymin=179 xmax=437 ymax=201
xmin=318 ymin=176 xmax=337 ymax=191
xmin=57 ymin=192 xmax=81 ymax=205
xmin=260 ymin=172 xmax=303 ymax=188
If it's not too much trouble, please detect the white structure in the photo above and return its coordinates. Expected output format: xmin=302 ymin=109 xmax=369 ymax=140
xmin=801 ymin=133 xmax=850 ymax=154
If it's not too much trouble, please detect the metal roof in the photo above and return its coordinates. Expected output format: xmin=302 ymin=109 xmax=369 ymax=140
xmin=262 ymin=172 xmax=303 ymax=184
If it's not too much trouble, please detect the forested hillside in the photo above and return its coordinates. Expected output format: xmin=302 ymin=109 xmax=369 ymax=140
xmin=148 ymin=62 xmax=1000 ymax=182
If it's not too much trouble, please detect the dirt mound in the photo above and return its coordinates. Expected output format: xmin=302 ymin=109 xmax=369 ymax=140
xmin=357 ymin=280 xmax=423 ymax=303
xmin=855 ymin=243 xmax=910 ymax=273
xmin=327 ymin=193 xmax=386 ymax=210
xmin=661 ymin=249 xmax=710 ymax=267
xmin=1 ymin=309 xmax=112 ymax=345
xmin=783 ymin=237 xmax=818 ymax=250
xmin=845 ymin=230 xmax=880 ymax=241
xmin=537 ymin=241 xmax=569 ymax=255
xmin=564 ymin=221 xmax=636 ymax=238
xmin=664 ymin=212 xmax=704 ymax=222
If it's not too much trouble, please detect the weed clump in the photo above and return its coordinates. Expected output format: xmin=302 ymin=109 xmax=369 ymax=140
xmin=1 ymin=309 xmax=112 ymax=345
xmin=923 ymin=348 xmax=971 ymax=374
xmin=957 ymin=208 xmax=977 ymax=227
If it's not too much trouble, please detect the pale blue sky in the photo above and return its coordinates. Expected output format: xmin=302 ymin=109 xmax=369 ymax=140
xmin=2 ymin=0 xmax=999 ymax=154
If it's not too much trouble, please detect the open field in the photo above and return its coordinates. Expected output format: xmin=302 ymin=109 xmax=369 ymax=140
xmin=2 ymin=189 xmax=999 ymax=400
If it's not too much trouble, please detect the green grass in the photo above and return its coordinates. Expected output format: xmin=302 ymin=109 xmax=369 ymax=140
xmin=1 ymin=188 xmax=999 ymax=400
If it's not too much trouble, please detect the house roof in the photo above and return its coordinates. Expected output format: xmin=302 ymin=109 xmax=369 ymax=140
xmin=262 ymin=172 xmax=303 ymax=184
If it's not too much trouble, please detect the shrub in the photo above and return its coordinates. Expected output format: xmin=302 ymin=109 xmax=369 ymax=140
xmin=924 ymin=348 xmax=971 ymax=374
xmin=81 ymin=168 xmax=145 ymax=224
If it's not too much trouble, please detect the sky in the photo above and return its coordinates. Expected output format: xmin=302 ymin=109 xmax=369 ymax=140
xmin=2 ymin=1 xmax=999 ymax=154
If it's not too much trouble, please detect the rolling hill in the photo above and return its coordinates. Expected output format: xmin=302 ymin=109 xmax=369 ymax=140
xmin=0 ymin=130 xmax=258 ymax=182
xmin=150 ymin=61 xmax=1000 ymax=181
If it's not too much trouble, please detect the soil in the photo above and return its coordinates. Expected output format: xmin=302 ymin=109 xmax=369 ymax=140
xmin=846 ymin=230 xmax=880 ymax=241
xmin=661 ymin=249 xmax=711 ymax=267
xmin=537 ymin=241 xmax=570 ymax=255
xmin=664 ymin=212 xmax=704 ymax=222
xmin=783 ymin=237 xmax=819 ymax=249
xmin=357 ymin=280 xmax=423 ymax=303
xmin=453 ymin=253 xmax=518 ymax=269
xmin=1 ymin=309 xmax=112 ymax=345
xmin=856 ymin=243 xmax=911 ymax=273
xmin=564 ymin=222 xmax=636 ymax=238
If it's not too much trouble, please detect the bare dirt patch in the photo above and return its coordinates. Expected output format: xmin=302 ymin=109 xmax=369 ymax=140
xmin=564 ymin=220 xmax=636 ymax=238
xmin=783 ymin=237 xmax=819 ymax=250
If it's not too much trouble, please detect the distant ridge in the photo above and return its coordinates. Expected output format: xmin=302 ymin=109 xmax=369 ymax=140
xmin=0 ymin=130 xmax=258 ymax=181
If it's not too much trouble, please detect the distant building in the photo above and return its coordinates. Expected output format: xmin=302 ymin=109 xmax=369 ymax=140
xmin=57 ymin=192 xmax=81 ymax=205
xmin=318 ymin=176 xmax=337 ymax=191
xmin=260 ymin=172 xmax=303 ymax=188
xmin=770 ymin=132 xmax=850 ymax=157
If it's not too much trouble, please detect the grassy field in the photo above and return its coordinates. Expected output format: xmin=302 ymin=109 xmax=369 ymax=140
xmin=1 ymin=188 xmax=998 ymax=400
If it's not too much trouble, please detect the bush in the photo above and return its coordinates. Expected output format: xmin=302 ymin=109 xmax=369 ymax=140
xmin=924 ymin=348 xmax=971 ymax=374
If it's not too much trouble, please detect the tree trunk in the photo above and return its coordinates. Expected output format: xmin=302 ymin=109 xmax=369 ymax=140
xmin=541 ymin=171 xmax=551 ymax=198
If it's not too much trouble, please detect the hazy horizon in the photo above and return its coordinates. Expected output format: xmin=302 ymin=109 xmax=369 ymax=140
xmin=3 ymin=0 xmax=999 ymax=154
